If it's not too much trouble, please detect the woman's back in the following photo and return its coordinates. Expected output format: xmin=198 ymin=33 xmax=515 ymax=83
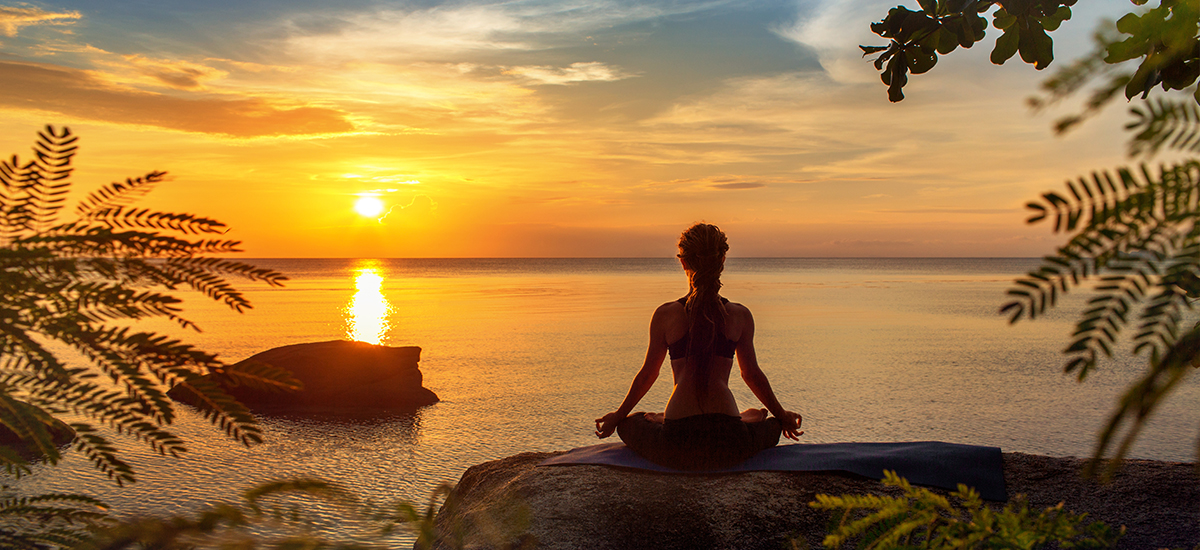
xmin=659 ymin=298 xmax=753 ymax=419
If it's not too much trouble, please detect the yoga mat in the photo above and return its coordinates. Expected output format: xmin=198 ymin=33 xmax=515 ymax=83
xmin=539 ymin=441 xmax=1007 ymax=501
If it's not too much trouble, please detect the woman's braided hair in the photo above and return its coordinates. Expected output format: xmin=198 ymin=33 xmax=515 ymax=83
xmin=677 ymin=223 xmax=730 ymax=394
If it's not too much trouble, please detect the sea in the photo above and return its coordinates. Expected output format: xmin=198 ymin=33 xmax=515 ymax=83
xmin=12 ymin=258 xmax=1200 ymax=543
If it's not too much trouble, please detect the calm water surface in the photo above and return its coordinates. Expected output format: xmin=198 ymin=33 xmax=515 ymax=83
xmin=16 ymin=258 xmax=1200 ymax=541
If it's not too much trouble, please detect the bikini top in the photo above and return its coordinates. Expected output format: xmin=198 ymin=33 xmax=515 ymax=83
xmin=667 ymin=297 xmax=738 ymax=360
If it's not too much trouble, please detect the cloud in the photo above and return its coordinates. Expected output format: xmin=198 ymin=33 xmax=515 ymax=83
xmin=119 ymin=54 xmax=228 ymax=90
xmin=0 ymin=5 xmax=79 ymax=37
xmin=0 ymin=61 xmax=354 ymax=137
xmin=283 ymin=0 xmax=741 ymax=63
xmin=378 ymin=194 xmax=437 ymax=222
xmin=711 ymin=182 xmax=766 ymax=189
xmin=504 ymin=61 xmax=633 ymax=85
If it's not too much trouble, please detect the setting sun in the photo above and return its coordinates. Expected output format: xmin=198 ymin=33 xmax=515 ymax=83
xmin=354 ymin=196 xmax=385 ymax=218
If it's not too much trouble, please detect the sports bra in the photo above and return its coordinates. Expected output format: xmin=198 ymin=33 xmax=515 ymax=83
xmin=667 ymin=297 xmax=738 ymax=360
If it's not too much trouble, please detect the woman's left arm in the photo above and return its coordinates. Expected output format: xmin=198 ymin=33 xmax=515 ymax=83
xmin=735 ymin=306 xmax=804 ymax=440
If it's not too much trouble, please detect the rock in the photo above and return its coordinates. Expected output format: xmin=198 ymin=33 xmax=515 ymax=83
xmin=168 ymin=340 xmax=439 ymax=413
xmin=427 ymin=451 xmax=1200 ymax=550
xmin=0 ymin=413 xmax=75 ymax=455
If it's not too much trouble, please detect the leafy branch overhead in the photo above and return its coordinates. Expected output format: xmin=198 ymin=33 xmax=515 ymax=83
xmin=863 ymin=0 xmax=1198 ymax=104
xmin=0 ymin=126 xmax=300 ymax=487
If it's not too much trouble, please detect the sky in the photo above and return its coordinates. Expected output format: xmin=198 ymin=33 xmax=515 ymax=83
xmin=0 ymin=0 xmax=1144 ymax=257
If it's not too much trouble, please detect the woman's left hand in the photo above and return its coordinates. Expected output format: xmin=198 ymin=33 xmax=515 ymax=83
xmin=779 ymin=410 xmax=803 ymax=441
xmin=595 ymin=412 xmax=624 ymax=438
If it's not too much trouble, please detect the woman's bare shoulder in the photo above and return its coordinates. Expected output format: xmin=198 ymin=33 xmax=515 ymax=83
xmin=652 ymin=299 xmax=685 ymax=317
xmin=724 ymin=300 xmax=752 ymax=316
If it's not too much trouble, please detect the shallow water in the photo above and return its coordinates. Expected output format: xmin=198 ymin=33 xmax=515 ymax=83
xmin=14 ymin=258 xmax=1200 ymax=543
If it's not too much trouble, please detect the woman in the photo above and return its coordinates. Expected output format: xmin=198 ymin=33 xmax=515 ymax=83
xmin=595 ymin=223 xmax=803 ymax=471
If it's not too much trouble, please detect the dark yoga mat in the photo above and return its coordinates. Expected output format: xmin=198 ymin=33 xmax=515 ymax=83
xmin=539 ymin=441 xmax=1007 ymax=501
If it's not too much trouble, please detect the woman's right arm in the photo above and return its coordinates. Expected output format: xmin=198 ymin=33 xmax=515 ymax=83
xmin=595 ymin=305 xmax=671 ymax=438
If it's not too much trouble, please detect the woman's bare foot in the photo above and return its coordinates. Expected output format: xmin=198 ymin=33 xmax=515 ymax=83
xmin=740 ymin=408 xmax=768 ymax=423
xmin=645 ymin=412 xmax=665 ymax=424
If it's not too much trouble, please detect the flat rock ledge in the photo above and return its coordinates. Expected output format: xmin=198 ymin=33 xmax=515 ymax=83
xmin=427 ymin=451 xmax=1199 ymax=550
xmin=169 ymin=340 xmax=439 ymax=414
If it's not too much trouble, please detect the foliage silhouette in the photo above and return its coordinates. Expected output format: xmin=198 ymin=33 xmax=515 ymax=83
xmin=0 ymin=492 xmax=111 ymax=549
xmin=809 ymin=471 xmax=1122 ymax=549
xmin=0 ymin=125 xmax=300 ymax=487
xmin=863 ymin=0 xmax=1198 ymax=116
xmin=74 ymin=478 xmax=423 ymax=549
xmin=0 ymin=125 xmax=487 ymax=549
xmin=867 ymin=0 xmax=1200 ymax=473
xmin=0 ymin=124 xmax=308 ymax=548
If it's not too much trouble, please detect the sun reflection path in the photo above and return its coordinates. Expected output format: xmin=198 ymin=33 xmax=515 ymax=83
xmin=345 ymin=264 xmax=391 ymax=345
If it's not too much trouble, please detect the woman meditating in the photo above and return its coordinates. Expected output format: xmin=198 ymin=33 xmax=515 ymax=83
xmin=595 ymin=223 xmax=803 ymax=471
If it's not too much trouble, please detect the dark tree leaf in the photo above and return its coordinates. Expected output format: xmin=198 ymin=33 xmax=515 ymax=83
xmin=906 ymin=45 xmax=938 ymax=74
xmin=991 ymin=26 xmax=1020 ymax=64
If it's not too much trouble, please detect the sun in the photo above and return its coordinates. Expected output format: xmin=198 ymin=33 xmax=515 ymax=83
xmin=354 ymin=196 xmax=385 ymax=218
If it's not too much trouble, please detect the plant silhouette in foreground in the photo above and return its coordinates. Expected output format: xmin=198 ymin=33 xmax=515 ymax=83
xmin=867 ymin=0 xmax=1200 ymax=472
xmin=809 ymin=471 xmax=1122 ymax=550
xmin=1001 ymin=131 xmax=1200 ymax=471
xmin=0 ymin=125 xmax=303 ymax=546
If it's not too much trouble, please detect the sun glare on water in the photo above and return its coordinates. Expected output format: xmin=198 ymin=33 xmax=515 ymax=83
xmin=354 ymin=196 xmax=385 ymax=218
xmin=345 ymin=264 xmax=391 ymax=345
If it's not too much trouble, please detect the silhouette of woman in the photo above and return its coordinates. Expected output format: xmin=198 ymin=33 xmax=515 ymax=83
xmin=595 ymin=223 xmax=802 ymax=470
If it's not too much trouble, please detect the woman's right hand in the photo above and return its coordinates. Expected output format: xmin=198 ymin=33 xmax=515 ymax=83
xmin=595 ymin=412 xmax=624 ymax=438
xmin=779 ymin=410 xmax=803 ymax=441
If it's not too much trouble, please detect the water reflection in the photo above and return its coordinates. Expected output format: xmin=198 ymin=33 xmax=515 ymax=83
xmin=345 ymin=262 xmax=391 ymax=345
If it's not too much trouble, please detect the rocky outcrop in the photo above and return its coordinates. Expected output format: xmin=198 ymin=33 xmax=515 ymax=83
xmin=427 ymin=451 xmax=1200 ymax=550
xmin=168 ymin=340 xmax=438 ymax=413
xmin=0 ymin=413 xmax=75 ymax=455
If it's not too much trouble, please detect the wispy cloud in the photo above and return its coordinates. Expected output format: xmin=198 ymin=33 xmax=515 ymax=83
xmin=117 ymin=54 xmax=228 ymax=90
xmin=711 ymin=182 xmax=765 ymax=189
xmin=0 ymin=61 xmax=354 ymax=137
xmin=504 ymin=61 xmax=633 ymax=85
xmin=0 ymin=5 xmax=79 ymax=37
xmin=282 ymin=0 xmax=741 ymax=63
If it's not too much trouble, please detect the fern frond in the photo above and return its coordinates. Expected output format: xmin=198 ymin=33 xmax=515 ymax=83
xmin=215 ymin=360 xmax=303 ymax=393
xmin=1061 ymin=255 xmax=1159 ymax=379
xmin=165 ymin=256 xmax=288 ymax=287
xmin=0 ymin=126 xmax=77 ymax=238
xmin=1089 ymin=325 xmax=1200 ymax=477
xmin=1004 ymin=160 xmax=1200 ymax=379
xmin=0 ymin=391 xmax=62 ymax=465
xmin=1128 ymin=98 xmax=1200 ymax=158
xmin=170 ymin=374 xmax=264 ymax=446
xmin=68 ymin=423 xmax=136 ymax=486
xmin=0 ymin=445 xmax=31 ymax=478
xmin=75 ymin=171 xmax=165 ymax=218
xmin=84 ymin=206 xmax=228 ymax=235
xmin=0 ymin=490 xmax=110 ymax=550
xmin=0 ymin=323 xmax=72 ymax=384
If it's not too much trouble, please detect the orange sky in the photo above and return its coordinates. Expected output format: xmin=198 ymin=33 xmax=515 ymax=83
xmin=0 ymin=0 xmax=1148 ymax=257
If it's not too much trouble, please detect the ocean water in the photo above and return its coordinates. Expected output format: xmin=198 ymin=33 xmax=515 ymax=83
xmin=13 ymin=258 xmax=1200 ymax=541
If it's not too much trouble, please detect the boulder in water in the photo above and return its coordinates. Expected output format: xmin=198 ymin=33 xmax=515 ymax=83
xmin=168 ymin=340 xmax=439 ymax=413
xmin=0 ymin=413 xmax=75 ymax=456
